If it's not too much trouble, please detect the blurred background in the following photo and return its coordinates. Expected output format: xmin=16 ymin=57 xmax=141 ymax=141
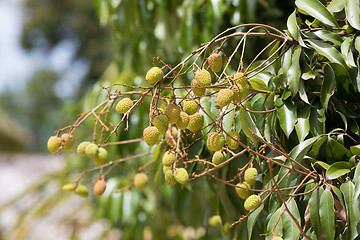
xmin=0 ymin=0 xmax=294 ymax=239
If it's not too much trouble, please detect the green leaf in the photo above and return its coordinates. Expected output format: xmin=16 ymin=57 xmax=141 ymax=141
xmin=341 ymin=37 xmax=357 ymax=67
xmin=345 ymin=0 xmax=360 ymax=30
xmin=314 ymin=161 xmax=330 ymax=170
xmin=353 ymin=162 xmax=360 ymax=183
xmin=299 ymin=79 xmax=309 ymax=104
xmin=287 ymin=11 xmax=305 ymax=46
xmin=247 ymin=203 xmax=264 ymax=240
xmin=320 ymin=64 xmax=336 ymax=110
xmin=281 ymin=198 xmax=301 ymax=240
xmin=288 ymin=46 xmax=302 ymax=95
xmin=326 ymin=138 xmax=353 ymax=163
xmin=295 ymin=105 xmax=310 ymax=142
xmin=295 ymin=0 xmax=339 ymax=28
xmin=306 ymin=39 xmax=346 ymax=67
xmin=327 ymin=0 xmax=345 ymax=12
xmin=319 ymin=189 xmax=335 ymax=240
xmin=340 ymin=181 xmax=360 ymax=240
xmin=276 ymin=98 xmax=297 ymax=138
xmin=307 ymin=30 xmax=343 ymax=46
xmin=351 ymin=145 xmax=360 ymax=155
xmin=326 ymin=161 xmax=352 ymax=180
xmin=309 ymin=188 xmax=323 ymax=238
xmin=289 ymin=136 xmax=320 ymax=162
xmin=310 ymin=105 xmax=326 ymax=136
xmin=239 ymin=107 xmax=262 ymax=145
xmin=266 ymin=207 xmax=283 ymax=240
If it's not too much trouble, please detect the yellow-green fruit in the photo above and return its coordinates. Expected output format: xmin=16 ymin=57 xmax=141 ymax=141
xmin=165 ymin=127 xmax=178 ymax=147
xmin=231 ymin=83 xmax=243 ymax=102
xmin=208 ymin=53 xmax=222 ymax=73
xmin=188 ymin=113 xmax=204 ymax=133
xmin=116 ymin=98 xmax=133 ymax=114
xmin=62 ymin=183 xmax=76 ymax=192
xmin=233 ymin=72 xmax=248 ymax=86
xmin=207 ymin=132 xmax=225 ymax=151
xmin=176 ymin=112 xmax=189 ymax=130
xmin=208 ymin=215 xmax=222 ymax=227
xmin=163 ymin=165 xmax=171 ymax=174
xmin=195 ymin=69 xmax=212 ymax=86
xmin=217 ymin=89 xmax=234 ymax=107
xmin=226 ymin=130 xmax=240 ymax=149
xmin=77 ymin=141 xmax=91 ymax=156
xmin=143 ymin=126 xmax=161 ymax=146
xmin=165 ymin=104 xmax=181 ymax=124
xmin=74 ymin=184 xmax=89 ymax=197
xmin=244 ymin=194 xmax=261 ymax=211
xmin=93 ymin=147 xmax=108 ymax=166
xmin=152 ymin=114 xmax=169 ymax=134
xmin=182 ymin=99 xmax=200 ymax=115
xmin=134 ymin=173 xmax=148 ymax=190
xmin=235 ymin=182 xmax=251 ymax=199
xmin=272 ymin=237 xmax=283 ymax=240
xmin=191 ymin=79 xmax=206 ymax=97
xmin=244 ymin=168 xmax=258 ymax=185
xmin=174 ymin=168 xmax=189 ymax=184
xmin=146 ymin=67 xmax=163 ymax=84
xmin=162 ymin=151 xmax=175 ymax=166
xmin=61 ymin=133 xmax=74 ymax=150
xmin=221 ymin=222 xmax=231 ymax=236
xmin=93 ymin=180 xmax=106 ymax=197
xmin=150 ymin=107 xmax=165 ymax=119
xmin=47 ymin=136 xmax=61 ymax=153
xmin=85 ymin=143 xmax=99 ymax=159
xmin=164 ymin=169 xmax=177 ymax=186
xmin=212 ymin=151 xmax=227 ymax=165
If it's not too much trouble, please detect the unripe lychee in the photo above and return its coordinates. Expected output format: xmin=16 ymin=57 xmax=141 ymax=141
xmin=212 ymin=151 xmax=227 ymax=165
xmin=244 ymin=194 xmax=261 ymax=211
xmin=93 ymin=147 xmax=108 ymax=166
xmin=231 ymin=83 xmax=243 ymax=102
xmin=182 ymin=99 xmax=200 ymax=115
xmin=244 ymin=168 xmax=258 ymax=185
xmin=174 ymin=168 xmax=189 ymax=184
xmin=163 ymin=165 xmax=171 ymax=174
xmin=146 ymin=67 xmax=163 ymax=84
xmin=150 ymin=107 xmax=165 ymax=119
xmin=235 ymin=182 xmax=251 ymax=199
xmin=165 ymin=127 xmax=178 ymax=147
xmin=226 ymin=130 xmax=240 ymax=149
xmin=191 ymin=79 xmax=206 ymax=97
xmin=176 ymin=112 xmax=189 ymax=130
xmin=217 ymin=89 xmax=234 ymax=107
xmin=162 ymin=151 xmax=175 ymax=166
xmin=77 ymin=141 xmax=91 ymax=156
xmin=134 ymin=173 xmax=148 ymax=190
xmin=74 ymin=184 xmax=89 ymax=197
xmin=62 ymin=183 xmax=76 ymax=192
xmin=152 ymin=114 xmax=169 ymax=134
xmin=195 ymin=69 xmax=211 ymax=86
xmin=187 ymin=113 xmax=204 ymax=133
xmin=47 ymin=136 xmax=61 ymax=153
xmin=232 ymin=72 xmax=248 ymax=86
xmin=208 ymin=215 xmax=222 ymax=227
xmin=143 ymin=126 xmax=160 ymax=146
xmin=93 ymin=179 xmax=106 ymax=197
xmin=61 ymin=133 xmax=74 ymax=150
xmin=165 ymin=104 xmax=181 ymax=124
xmin=221 ymin=222 xmax=231 ymax=236
xmin=208 ymin=53 xmax=223 ymax=73
xmin=116 ymin=98 xmax=133 ymax=114
xmin=272 ymin=237 xmax=283 ymax=240
xmin=207 ymin=132 xmax=225 ymax=151
xmin=164 ymin=169 xmax=177 ymax=186
xmin=85 ymin=143 xmax=99 ymax=159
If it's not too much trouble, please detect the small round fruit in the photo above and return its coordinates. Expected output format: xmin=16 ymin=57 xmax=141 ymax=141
xmin=164 ymin=169 xmax=177 ymax=186
xmin=217 ymin=89 xmax=234 ymax=107
xmin=163 ymin=165 xmax=171 ymax=174
xmin=244 ymin=168 xmax=258 ymax=185
xmin=231 ymin=83 xmax=243 ymax=102
xmin=235 ymin=182 xmax=251 ymax=199
xmin=272 ymin=237 xmax=283 ymax=240
xmin=232 ymin=72 xmax=248 ymax=86
xmin=208 ymin=53 xmax=222 ymax=73
xmin=221 ymin=222 xmax=231 ymax=236
xmin=77 ymin=141 xmax=91 ymax=156
xmin=191 ymin=79 xmax=206 ymax=97
xmin=134 ymin=173 xmax=148 ymax=190
xmin=94 ymin=179 xmax=107 ymax=197
xmin=182 ymin=99 xmax=200 ymax=115
xmin=74 ymin=184 xmax=89 ymax=197
xmin=61 ymin=133 xmax=74 ymax=150
xmin=244 ymin=194 xmax=261 ymax=211
xmin=165 ymin=127 xmax=178 ymax=147
xmin=174 ymin=168 xmax=189 ymax=184
xmin=187 ymin=113 xmax=204 ymax=133
xmin=195 ymin=69 xmax=212 ymax=86
xmin=226 ymin=130 xmax=240 ymax=149
xmin=116 ymin=98 xmax=133 ymax=114
xmin=93 ymin=147 xmax=108 ymax=166
xmin=176 ymin=112 xmax=189 ymax=130
xmin=143 ymin=126 xmax=161 ymax=146
xmin=62 ymin=183 xmax=76 ymax=192
xmin=47 ymin=136 xmax=61 ymax=153
xmin=208 ymin=215 xmax=222 ymax=227
xmin=85 ymin=143 xmax=99 ymax=159
xmin=165 ymin=104 xmax=181 ymax=124
xmin=152 ymin=114 xmax=169 ymax=134
xmin=162 ymin=151 xmax=175 ymax=166
xmin=146 ymin=67 xmax=163 ymax=84
xmin=212 ymin=151 xmax=227 ymax=165
xmin=207 ymin=132 xmax=225 ymax=151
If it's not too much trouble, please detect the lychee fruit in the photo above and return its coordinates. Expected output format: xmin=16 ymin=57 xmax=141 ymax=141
xmin=61 ymin=133 xmax=74 ymax=150
xmin=62 ymin=183 xmax=76 ymax=192
xmin=208 ymin=215 xmax=222 ymax=227
xmin=165 ymin=104 xmax=181 ymax=124
xmin=164 ymin=169 xmax=177 ymax=186
xmin=152 ymin=114 xmax=169 ymax=134
xmin=182 ymin=99 xmax=200 ymax=115
xmin=47 ymin=136 xmax=61 ymax=153
xmin=217 ymin=89 xmax=234 ymax=107
xmin=231 ymin=83 xmax=244 ymax=102
xmin=134 ymin=173 xmax=148 ymax=190
xmin=146 ymin=67 xmax=163 ymax=84
xmin=244 ymin=168 xmax=258 ymax=185
xmin=221 ymin=222 xmax=231 ymax=236
xmin=176 ymin=111 xmax=189 ymax=130
xmin=226 ymin=130 xmax=240 ymax=150
xmin=208 ymin=53 xmax=223 ymax=73
xmin=187 ymin=112 xmax=204 ymax=133
xmin=165 ymin=127 xmax=178 ymax=147
xmin=195 ymin=69 xmax=212 ymax=86
xmin=232 ymin=72 xmax=248 ymax=86
xmin=116 ymin=98 xmax=133 ymax=114
xmin=244 ymin=194 xmax=261 ymax=211
xmin=235 ymin=182 xmax=251 ymax=199
xmin=162 ymin=151 xmax=175 ymax=166
xmin=74 ymin=184 xmax=89 ymax=197
xmin=212 ymin=151 xmax=227 ymax=165
xmin=207 ymin=132 xmax=225 ymax=151
xmin=77 ymin=141 xmax=91 ymax=156
xmin=143 ymin=126 xmax=160 ymax=146
xmin=191 ymin=79 xmax=206 ymax=97
xmin=93 ymin=179 xmax=107 ymax=197
xmin=85 ymin=143 xmax=99 ymax=159
xmin=174 ymin=168 xmax=189 ymax=184
xmin=93 ymin=147 xmax=108 ymax=166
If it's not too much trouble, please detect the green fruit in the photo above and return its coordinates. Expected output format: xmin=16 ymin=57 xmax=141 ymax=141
xmin=47 ymin=136 xmax=61 ymax=153
xmin=188 ymin=113 xmax=204 ymax=133
xmin=235 ymin=182 xmax=251 ymax=199
xmin=195 ymin=69 xmax=211 ymax=86
xmin=165 ymin=127 xmax=178 ymax=147
xmin=232 ymin=72 xmax=248 ymax=86
xmin=165 ymin=104 xmax=181 ymax=124
xmin=116 ymin=98 xmax=133 ymax=114
xmin=176 ymin=112 xmax=189 ymax=130
xmin=77 ymin=141 xmax=91 ymax=156
xmin=191 ymin=79 xmax=206 ymax=97
xmin=244 ymin=194 xmax=261 ymax=211
xmin=207 ymin=132 xmax=225 ymax=151
xmin=74 ymin=184 xmax=89 ymax=197
xmin=62 ymin=183 xmax=76 ymax=192
xmin=134 ymin=173 xmax=148 ymax=190
xmin=221 ymin=222 xmax=231 ymax=236
xmin=164 ymin=169 xmax=177 ymax=186
xmin=208 ymin=215 xmax=222 ymax=227
xmin=272 ymin=237 xmax=283 ymax=240
xmin=61 ymin=133 xmax=74 ymax=150
xmin=146 ymin=67 xmax=163 ymax=84
xmin=226 ymin=130 xmax=240 ymax=149
xmin=231 ymin=83 xmax=243 ymax=102
xmin=150 ymin=107 xmax=165 ymax=119
xmin=217 ymin=89 xmax=234 ymax=107
xmin=85 ymin=143 xmax=99 ymax=159
xmin=212 ymin=151 xmax=227 ymax=165
xmin=182 ymin=99 xmax=200 ymax=115
xmin=93 ymin=180 xmax=106 ymax=197
xmin=162 ymin=151 xmax=175 ymax=166
xmin=143 ymin=126 xmax=161 ymax=146
xmin=163 ymin=165 xmax=171 ymax=174
xmin=174 ymin=168 xmax=189 ymax=184
xmin=208 ymin=53 xmax=222 ymax=73
xmin=152 ymin=114 xmax=169 ymax=134
xmin=93 ymin=147 xmax=108 ymax=166
xmin=244 ymin=168 xmax=258 ymax=185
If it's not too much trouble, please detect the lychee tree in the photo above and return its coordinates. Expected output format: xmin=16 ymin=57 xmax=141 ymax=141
xmin=49 ymin=0 xmax=360 ymax=239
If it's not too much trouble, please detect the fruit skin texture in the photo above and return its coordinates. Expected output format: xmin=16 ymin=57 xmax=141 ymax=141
xmin=272 ymin=237 xmax=283 ymax=240
xmin=182 ymin=99 xmax=199 ymax=115
xmin=85 ymin=143 xmax=99 ymax=159
xmin=164 ymin=169 xmax=177 ymax=186
xmin=233 ymin=72 xmax=248 ymax=86
xmin=176 ymin=112 xmax=189 ymax=130
xmin=208 ymin=53 xmax=223 ymax=72
xmin=145 ymin=67 xmax=163 ymax=84
xmin=226 ymin=130 xmax=240 ymax=149
xmin=93 ymin=147 xmax=108 ymax=166
xmin=143 ymin=126 xmax=161 ymax=146
xmin=212 ymin=151 xmax=227 ymax=165
xmin=77 ymin=141 xmax=91 ymax=156
xmin=187 ymin=113 xmax=204 ymax=133
xmin=231 ymin=83 xmax=244 ymax=102
xmin=162 ymin=151 xmax=175 ymax=166
xmin=208 ymin=215 xmax=222 ymax=227
xmin=61 ymin=133 xmax=74 ymax=150
xmin=244 ymin=168 xmax=258 ymax=185
xmin=235 ymin=182 xmax=251 ymax=199
xmin=93 ymin=180 xmax=107 ymax=197
xmin=74 ymin=185 xmax=89 ymax=197
xmin=174 ymin=168 xmax=189 ymax=184
xmin=217 ymin=89 xmax=234 ymax=107
xmin=152 ymin=114 xmax=169 ymax=134
xmin=165 ymin=104 xmax=181 ymax=124
xmin=195 ymin=69 xmax=212 ymax=86
xmin=207 ymin=132 xmax=225 ymax=151
xmin=134 ymin=173 xmax=148 ymax=190
xmin=62 ymin=183 xmax=76 ymax=192
xmin=47 ymin=136 xmax=61 ymax=153
xmin=116 ymin=98 xmax=133 ymax=114
xmin=244 ymin=194 xmax=261 ymax=211
xmin=191 ymin=79 xmax=206 ymax=97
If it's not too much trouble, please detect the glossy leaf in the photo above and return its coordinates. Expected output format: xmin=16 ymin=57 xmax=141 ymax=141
xmin=327 ymin=0 xmax=345 ymax=12
xmin=306 ymin=39 xmax=346 ymax=67
xmin=247 ymin=203 xmax=264 ymax=240
xmin=326 ymin=161 xmax=352 ymax=180
xmin=341 ymin=37 xmax=357 ymax=67
xmin=266 ymin=207 xmax=283 ymax=240
xmin=310 ymin=105 xmax=326 ymax=136
xmin=281 ymin=198 xmax=301 ymax=240
xmin=314 ymin=161 xmax=330 ymax=170
xmin=295 ymin=105 xmax=310 ymax=142
xmin=276 ymin=98 xmax=297 ymax=138
xmin=345 ymin=0 xmax=360 ymax=30
xmin=288 ymin=45 xmax=302 ymax=95
xmin=326 ymin=138 xmax=353 ymax=163
xmin=287 ymin=11 xmax=305 ymax=46
xmin=350 ymin=145 xmax=360 ymax=155
xmin=289 ymin=136 xmax=320 ymax=162
xmin=320 ymin=64 xmax=336 ymax=110
xmin=319 ymin=189 xmax=335 ymax=240
xmin=239 ymin=107 xmax=262 ymax=145
xmin=309 ymin=188 xmax=323 ymax=238
xmin=308 ymin=30 xmax=343 ymax=46
xmin=352 ymin=162 xmax=360 ymax=183
xmin=340 ymin=181 xmax=360 ymax=240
